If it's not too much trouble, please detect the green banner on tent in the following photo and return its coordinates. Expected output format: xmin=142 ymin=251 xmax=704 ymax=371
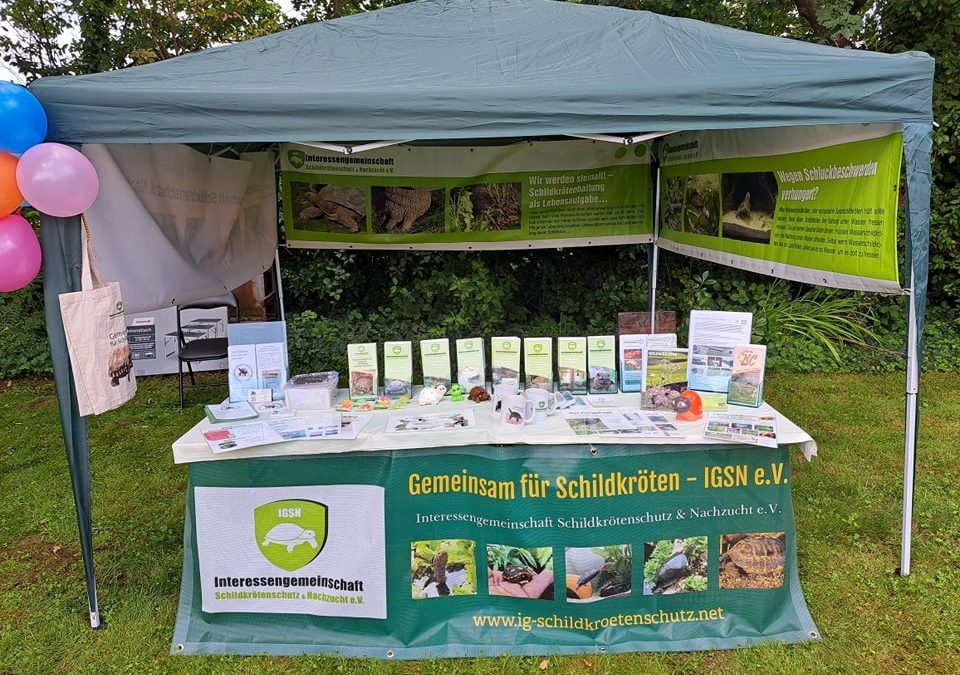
xmin=280 ymin=140 xmax=653 ymax=250
xmin=173 ymin=444 xmax=818 ymax=657
xmin=657 ymin=125 xmax=903 ymax=293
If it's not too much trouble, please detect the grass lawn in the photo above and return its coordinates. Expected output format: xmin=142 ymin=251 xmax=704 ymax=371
xmin=1 ymin=372 xmax=958 ymax=674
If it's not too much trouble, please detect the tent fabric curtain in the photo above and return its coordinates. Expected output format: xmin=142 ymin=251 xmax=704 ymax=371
xmin=40 ymin=213 xmax=100 ymax=628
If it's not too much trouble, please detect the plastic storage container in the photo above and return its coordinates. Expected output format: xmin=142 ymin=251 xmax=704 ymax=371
xmin=283 ymin=371 xmax=339 ymax=410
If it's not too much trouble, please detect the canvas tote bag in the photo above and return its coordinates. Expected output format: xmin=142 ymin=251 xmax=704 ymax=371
xmin=58 ymin=214 xmax=137 ymax=416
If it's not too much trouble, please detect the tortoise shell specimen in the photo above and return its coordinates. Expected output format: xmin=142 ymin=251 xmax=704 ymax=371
xmin=721 ymin=535 xmax=785 ymax=575
xmin=502 ymin=564 xmax=534 ymax=584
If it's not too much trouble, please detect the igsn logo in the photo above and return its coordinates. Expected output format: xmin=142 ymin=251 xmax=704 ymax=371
xmin=254 ymin=499 xmax=328 ymax=571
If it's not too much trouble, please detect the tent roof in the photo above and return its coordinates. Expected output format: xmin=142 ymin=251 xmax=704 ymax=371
xmin=30 ymin=0 xmax=934 ymax=144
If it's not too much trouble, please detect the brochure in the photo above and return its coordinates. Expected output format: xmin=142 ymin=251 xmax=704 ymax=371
xmin=384 ymin=341 xmax=413 ymax=398
xmin=698 ymin=392 xmax=729 ymax=411
xmin=420 ymin=338 xmax=452 ymax=391
xmin=727 ymin=345 xmax=767 ymax=407
xmin=227 ymin=321 xmax=289 ymax=402
xmin=204 ymin=400 xmax=258 ymax=424
xmin=302 ymin=413 xmax=372 ymax=440
xmin=704 ymin=412 xmax=778 ymax=448
xmin=620 ymin=333 xmax=677 ymax=392
xmin=202 ymin=420 xmax=285 ymax=454
xmin=686 ymin=310 xmax=753 ymax=393
xmin=268 ymin=417 xmax=309 ymax=441
xmin=491 ymin=336 xmax=521 ymax=386
xmin=587 ymin=335 xmax=617 ymax=393
xmin=560 ymin=410 xmax=684 ymax=438
xmin=347 ymin=342 xmax=378 ymax=400
xmin=640 ymin=348 xmax=689 ymax=409
xmin=524 ymin=337 xmax=553 ymax=391
xmin=385 ymin=409 xmax=477 ymax=433
xmin=455 ymin=337 xmax=486 ymax=390
xmin=340 ymin=413 xmax=373 ymax=440
xmin=557 ymin=337 xmax=587 ymax=394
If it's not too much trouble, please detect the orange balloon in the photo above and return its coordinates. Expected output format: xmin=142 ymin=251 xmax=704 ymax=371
xmin=0 ymin=152 xmax=23 ymax=215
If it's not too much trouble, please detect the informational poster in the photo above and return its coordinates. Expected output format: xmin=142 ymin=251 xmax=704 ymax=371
xmin=174 ymin=444 xmax=818 ymax=657
xmin=657 ymin=124 xmax=903 ymax=293
xmin=281 ymin=139 xmax=654 ymax=250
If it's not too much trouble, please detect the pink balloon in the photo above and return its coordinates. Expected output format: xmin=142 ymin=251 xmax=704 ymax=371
xmin=16 ymin=142 xmax=99 ymax=217
xmin=0 ymin=214 xmax=42 ymax=292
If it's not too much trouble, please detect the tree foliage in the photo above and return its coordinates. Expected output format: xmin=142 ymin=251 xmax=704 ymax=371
xmin=0 ymin=0 xmax=286 ymax=79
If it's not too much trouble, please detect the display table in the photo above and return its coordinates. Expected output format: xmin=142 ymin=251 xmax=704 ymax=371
xmin=172 ymin=395 xmax=818 ymax=463
xmin=171 ymin=395 xmax=819 ymax=657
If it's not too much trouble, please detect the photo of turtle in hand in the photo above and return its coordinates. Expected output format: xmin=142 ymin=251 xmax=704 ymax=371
xmin=486 ymin=544 xmax=554 ymax=600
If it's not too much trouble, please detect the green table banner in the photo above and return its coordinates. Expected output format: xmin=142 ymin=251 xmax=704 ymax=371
xmin=658 ymin=124 xmax=903 ymax=293
xmin=281 ymin=139 xmax=653 ymax=250
xmin=172 ymin=444 xmax=818 ymax=657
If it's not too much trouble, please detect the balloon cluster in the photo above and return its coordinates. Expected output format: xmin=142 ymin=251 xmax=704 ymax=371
xmin=0 ymin=81 xmax=101 ymax=292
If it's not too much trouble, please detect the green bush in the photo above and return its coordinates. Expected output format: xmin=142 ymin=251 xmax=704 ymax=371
xmin=0 ymin=278 xmax=52 ymax=377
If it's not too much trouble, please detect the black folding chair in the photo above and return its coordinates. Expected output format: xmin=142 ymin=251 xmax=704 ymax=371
xmin=176 ymin=292 xmax=238 ymax=407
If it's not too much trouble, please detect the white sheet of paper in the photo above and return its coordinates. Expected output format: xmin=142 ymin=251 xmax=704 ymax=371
xmin=385 ymin=410 xmax=476 ymax=433
xmin=203 ymin=421 xmax=284 ymax=454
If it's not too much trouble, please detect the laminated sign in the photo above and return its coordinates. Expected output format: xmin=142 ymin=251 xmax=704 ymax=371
xmin=193 ymin=485 xmax=387 ymax=619
xmin=58 ymin=216 xmax=136 ymax=416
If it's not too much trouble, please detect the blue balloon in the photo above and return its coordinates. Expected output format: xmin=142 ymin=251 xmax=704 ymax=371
xmin=0 ymin=82 xmax=47 ymax=154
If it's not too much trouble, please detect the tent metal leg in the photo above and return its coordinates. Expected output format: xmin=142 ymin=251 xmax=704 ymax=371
xmin=648 ymin=161 xmax=661 ymax=321
xmin=275 ymin=250 xmax=286 ymax=323
xmin=900 ymin=285 xmax=920 ymax=575
xmin=39 ymin=214 xmax=101 ymax=628
xmin=649 ymin=246 xmax=659 ymax=319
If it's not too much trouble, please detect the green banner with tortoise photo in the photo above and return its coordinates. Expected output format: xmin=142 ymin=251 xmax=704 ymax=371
xmin=280 ymin=140 xmax=653 ymax=250
xmin=173 ymin=444 xmax=818 ymax=657
xmin=657 ymin=124 xmax=903 ymax=293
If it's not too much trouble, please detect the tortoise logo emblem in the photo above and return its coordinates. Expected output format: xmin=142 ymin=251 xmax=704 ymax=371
xmin=255 ymin=499 xmax=328 ymax=571
xmin=287 ymin=149 xmax=305 ymax=169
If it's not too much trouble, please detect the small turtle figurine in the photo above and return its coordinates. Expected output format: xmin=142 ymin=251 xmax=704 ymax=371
xmin=502 ymin=564 xmax=535 ymax=584
xmin=449 ymin=384 xmax=465 ymax=402
xmin=417 ymin=384 xmax=447 ymax=406
xmin=468 ymin=386 xmax=491 ymax=402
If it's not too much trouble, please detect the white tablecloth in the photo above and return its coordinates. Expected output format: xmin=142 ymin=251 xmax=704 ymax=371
xmin=173 ymin=391 xmax=818 ymax=464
